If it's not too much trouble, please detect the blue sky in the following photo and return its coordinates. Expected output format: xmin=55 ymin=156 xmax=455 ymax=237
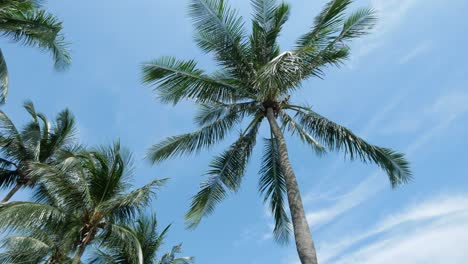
xmin=1 ymin=0 xmax=468 ymax=263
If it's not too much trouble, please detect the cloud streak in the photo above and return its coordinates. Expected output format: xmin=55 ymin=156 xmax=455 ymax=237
xmin=319 ymin=194 xmax=468 ymax=263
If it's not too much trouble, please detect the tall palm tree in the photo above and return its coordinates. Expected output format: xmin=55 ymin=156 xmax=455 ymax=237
xmin=0 ymin=142 xmax=167 ymax=264
xmin=0 ymin=101 xmax=76 ymax=202
xmin=142 ymin=0 xmax=411 ymax=263
xmin=0 ymin=0 xmax=71 ymax=103
xmin=91 ymin=214 xmax=194 ymax=264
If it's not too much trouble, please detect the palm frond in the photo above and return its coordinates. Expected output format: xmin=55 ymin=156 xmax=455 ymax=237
xmin=189 ymin=0 xmax=253 ymax=82
xmin=259 ymin=137 xmax=291 ymax=244
xmin=251 ymin=0 xmax=290 ymax=66
xmin=194 ymin=101 xmax=258 ymax=126
xmin=0 ymin=49 xmax=8 ymax=104
xmin=29 ymin=159 xmax=90 ymax=211
xmin=86 ymin=142 xmax=133 ymax=205
xmin=297 ymin=0 xmax=351 ymax=48
xmin=338 ymin=7 xmax=376 ymax=42
xmin=185 ymin=116 xmax=262 ymax=228
xmin=40 ymin=108 xmax=76 ymax=162
xmin=0 ymin=168 xmax=17 ymax=188
xmin=143 ymin=56 xmax=251 ymax=104
xmin=0 ymin=202 xmax=66 ymax=232
xmin=160 ymin=244 xmax=194 ymax=264
xmin=0 ymin=10 xmax=71 ymax=69
xmin=0 ymin=235 xmax=50 ymax=264
xmin=148 ymin=108 xmax=243 ymax=163
xmin=0 ymin=110 xmax=25 ymax=162
xmin=279 ymin=111 xmax=325 ymax=155
xmin=98 ymin=223 xmax=144 ymax=264
xmin=293 ymin=107 xmax=411 ymax=186
xmin=99 ymin=179 xmax=167 ymax=222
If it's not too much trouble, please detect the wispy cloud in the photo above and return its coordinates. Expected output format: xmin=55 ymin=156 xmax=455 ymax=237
xmin=352 ymin=0 xmax=429 ymax=63
xmin=304 ymin=90 xmax=468 ymax=230
xmin=398 ymin=41 xmax=432 ymax=64
xmin=319 ymin=194 xmax=468 ymax=263
xmin=332 ymin=205 xmax=468 ymax=263
xmin=306 ymin=174 xmax=381 ymax=227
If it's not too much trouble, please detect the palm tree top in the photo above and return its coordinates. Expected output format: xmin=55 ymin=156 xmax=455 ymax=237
xmin=143 ymin=0 xmax=411 ymax=244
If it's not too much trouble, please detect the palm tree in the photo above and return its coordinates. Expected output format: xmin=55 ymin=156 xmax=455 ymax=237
xmin=91 ymin=214 xmax=194 ymax=264
xmin=0 ymin=142 xmax=167 ymax=264
xmin=0 ymin=101 xmax=76 ymax=202
xmin=0 ymin=0 xmax=71 ymax=103
xmin=142 ymin=0 xmax=411 ymax=263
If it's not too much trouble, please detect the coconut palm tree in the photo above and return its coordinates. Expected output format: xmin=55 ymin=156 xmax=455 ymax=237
xmin=91 ymin=214 xmax=194 ymax=264
xmin=142 ymin=0 xmax=411 ymax=263
xmin=0 ymin=142 xmax=167 ymax=264
xmin=0 ymin=101 xmax=76 ymax=202
xmin=0 ymin=0 xmax=71 ymax=103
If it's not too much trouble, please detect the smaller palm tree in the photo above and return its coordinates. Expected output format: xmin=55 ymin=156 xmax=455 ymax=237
xmin=0 ymin=101 xmax=76 ymax=202
xmin=91 ymin=214 xmax=194 ymax=264
xmin=0 ymin=0 xmax=71 ymax=103
xmin=0 ymin=142 xmax=167 ymax=264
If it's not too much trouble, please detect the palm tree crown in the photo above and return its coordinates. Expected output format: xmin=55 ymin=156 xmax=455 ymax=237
xmin=0 ymin=142 xmax=167 ymax=264
xmin=0 ymin=0 xmax=71 ymax=103
xmin=143 ymin=0 xmax=411 ymax=263
xmin=91 ymin=214 xmax=194 ymax=264
xmin=0 ymin=101 xmax=76 ymax=202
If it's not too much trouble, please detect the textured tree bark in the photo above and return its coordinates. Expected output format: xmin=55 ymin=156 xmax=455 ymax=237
xmin=1 ymin=183 xmax=22 ymax=203
xmin=266 ymin=108 xmax=318 ymax=264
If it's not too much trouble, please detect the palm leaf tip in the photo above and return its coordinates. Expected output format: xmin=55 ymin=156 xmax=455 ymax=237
xmin=376 ymin=147 xmax=412 ymax=188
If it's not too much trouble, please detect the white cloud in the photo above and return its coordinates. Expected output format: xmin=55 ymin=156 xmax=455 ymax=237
xmin=430 ymin=92 xmax=468 ymax=118
xmin=306 ymin=173 xmax=382 ymax=227
xmin=319 ymin=194 xmax=468 ymax=263
xmin=332 ymin=209 xmax=468 ymax=264
xmin=304 ymin=90 xmax=468 ymax=231
xmin=398 ymin=42 xmax=432 ymax=64
xmin=352 ymin=0 xmax=433 ymax=63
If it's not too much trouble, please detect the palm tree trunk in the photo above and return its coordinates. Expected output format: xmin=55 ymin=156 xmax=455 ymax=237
xmin=1 ymin=183 xmax=22 ymax=203
xmin=266 ymin=108 xmax=318 ymax=264
xmin=72 ymin=244 xmax=87 ymax=264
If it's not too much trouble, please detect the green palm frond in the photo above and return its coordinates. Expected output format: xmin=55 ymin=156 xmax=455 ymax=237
xmin=148 ymin=108 xmax=243 ymax=163
xmin=98 ymin=179 xmax=167 ymax=222
xmin=0 ymin=168 xmax=17 ymax=188
xmin=0 ymin=110 xmax=25 ymax=162
xmin=189 ymin=0 xmax=253 ymax=82
xmin=297 ymin=0 xmax=351 ymax=48
xmin=0 ymin=10 xmax=71 ymax=69
xmin=259 ymin=136 xmax=291 ymax=244
xmin=0 ymin=235 xmax=50 ymax=263
xmin=142 ymin=56 xmax=250 ymax=104
xmin=0 ymin=202 xmax=66 ymax=232
xmin=40 ymin=108 xmax=76 ymax=162
xmin=159 ymin=244 xmax=194 ymax=264
xmin=185 ymin=117 xmax=262 ymax=228
xmin=98 ymin=223 xmax=144 ymax=264
xmin=250 ymin=0 xmax=290 ymax=66
xmin=29 ymin=159 xmax=90 ymax=211
xmin=279 ymin=111 xmax=325 ymax=155
xmin=86 ymin=142 xmax=133 ymax=205
xmin=194 ymin=101 xmax=258 ymax=126
xmin=293 ymin=107 xmax=411 ymax=186
xmin=338 ymin=7 xmax=376 ymax=42
xmin=0 ymin=49 xmax=8 ymax=104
